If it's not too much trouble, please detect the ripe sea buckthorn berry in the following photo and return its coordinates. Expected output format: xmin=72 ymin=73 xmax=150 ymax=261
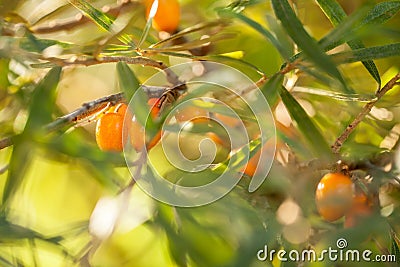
xmin=145 ymin=0 xmax=180 ymax=33
xmin=96 ymin=112 xmax=127 ymax=152
xmin=344 ymin=190 xmax=373 ymax=228
xmin=148 ymin=98 xmax=161 ymax=118
xmin=129 ymin=98 xmax=163 ymax=152
xmin=315 ymin=173 xmax=354 ymax=222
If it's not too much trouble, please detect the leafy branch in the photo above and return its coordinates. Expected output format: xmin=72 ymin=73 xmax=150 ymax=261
xmin=0 ymin=84 xmax=168 ymax=151
xmin=332 ymin=73 xmax=400 ymax=154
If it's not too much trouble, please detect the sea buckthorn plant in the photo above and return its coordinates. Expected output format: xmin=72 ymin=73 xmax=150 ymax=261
xmin=0 ymin=0 xmax=400 ymax=266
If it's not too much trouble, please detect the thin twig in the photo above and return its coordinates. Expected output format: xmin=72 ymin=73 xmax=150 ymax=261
xmin=38 ymin=55 xmax=183 ymax=86
xmin=332 ymin=73 xmax=400 ymax=154
xmin=30 ymin=0 xmax=137 ymax=34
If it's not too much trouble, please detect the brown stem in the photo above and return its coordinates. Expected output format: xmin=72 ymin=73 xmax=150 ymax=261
xmin=40 ymin=55 xmax=183 ymax=86
xmin=332 ymin=73 xmax=400 ymax=154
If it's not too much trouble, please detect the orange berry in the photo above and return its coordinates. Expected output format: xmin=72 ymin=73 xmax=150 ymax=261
xmin=315 ymin=173 xmax=354 ymax=222
xmin=148 ymin=98 xmax=161 ymax=118
xmin=96 ymin=113 xmax=127 ymax=152
xmin=344 ymin=190 xmax=373 ymax=228
xmin=145 ymin=0 xmax=180 ymax=33
xmin=242 ymin=148 xmax=261 ymax=177
xmin=129 ymin=99 xmax=163 ymax=152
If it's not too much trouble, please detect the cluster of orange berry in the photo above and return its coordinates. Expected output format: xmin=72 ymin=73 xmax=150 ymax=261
xmin=95 ymin=99 xmax=161 ymax=152
xmin=315 ymin=172 xmax=373 ymax=227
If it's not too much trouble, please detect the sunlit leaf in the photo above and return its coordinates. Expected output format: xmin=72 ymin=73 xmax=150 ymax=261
xmin=279 ymin=86 xmax=332 ymax=157
xmin=260 ymin=73 xmax=284 ymax=107
xmin=316 ymin=0 xmax=381 ymax=85
xmin=116 ymin=62 xmax=140 ymax=101
xmin=68 ymin=0 xmax=134 ymax=46
xmin=148 ymin=33 xmax=235 ymax=53
xmin=217 ymin=9 xmax=290 ymax=60
xmin=332 ymin=42 xmax=400 ymax=64
xmin=150 ymin=20 xmax=226 ymax=48
xmin=360 ymin=0 xmax=400 ymax=26
xmin=3 ymin=67 xmax=61 ymax=205
xmin=272 ymin=0 xmax=348 ymax=92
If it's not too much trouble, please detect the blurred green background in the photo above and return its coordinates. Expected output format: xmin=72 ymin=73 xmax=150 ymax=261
xmin=0 ymin=0 xmax=400 ymax=266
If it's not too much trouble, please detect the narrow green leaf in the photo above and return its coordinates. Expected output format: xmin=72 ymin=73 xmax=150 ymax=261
xmin=148 ymin=33 xmax=236 ymax=53
xmin=360 ymin=1 xmax=400 ymax=26
xmin=332 ymin=42 xmax=400 ymax=64
xmin=3 ymin=67 xmax=61 ymax=205
xmin=315 ymin=0 xmax=346 ymax=26
xmin=272 ymin=0 xmax=348 ymax=92
xmin=279 ymin=86 xmax=331 ymax=157
xmin=0 ymin=59 xmax=10 ymax=90
xmin=137 ymin=15 xmax=153 ymax=49
xmin=117 ymin=62 xmax=140 ymax=101
xmin=260 ymin=73 xmax=284 ymax=108
xmin=217 ymin=9 xmax=290 ymax=60
xmin=316 ymin=0 xmax=381 ymax=85
xmin=348 ymin=40 xmax=381 ymax=85
xmin=151 ymin=20 xmax=225 ymax=48
xmin=391 ymin=232 xmax=400 ymax=260
xmin=117 ymin=63 xmax=158 ymax=136
xmin=25 ymin=67 xmax=62 ymax=131
xmin=68 ymin=0 xmax=134 ymax=46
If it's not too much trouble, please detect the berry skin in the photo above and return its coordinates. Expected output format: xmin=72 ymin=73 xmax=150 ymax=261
xmin=96 ymin=112 xmax=126 ymax=152
xmin=145 ymin=0 xmax=180 ymax=33
xmin=344 ymin=190 xmax=373 ymax=228
xmin=315 ymin=173 xmax=354 ymax=222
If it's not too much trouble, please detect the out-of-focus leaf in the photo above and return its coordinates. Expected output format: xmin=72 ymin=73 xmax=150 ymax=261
xmin=316 ymin=0 xmax=381 ymax=85
xmin=332 ymin=42 xmax=400 ymax=64
xmin=3 ymin=67 xmax=61 ymax=205
xmin=25 ymin=67 xmax=62 ymax=131
xmin=272 ymin=0 xmax=348 ymax=92
xmin=0 ymin=256 xmax=14 ymax=267
xmin=117 ymin=62 xmax=158 ymax=137
xmin=212 ymin=138 xmax=262 ymax=174
xmin=68 ymin=0 xmax=134 ymax=46
xmin=266 ymin=14 xmax=294 ymax=57
xmin=137 ymin=3 xmax=154 ymax=49
xmin=0 ymin=216 xmax=62 ymax=243
xmin=0 ymin=59 xmax=10 ymax=91
xmin=279 ymin=86 xmax=331 ymax=157
xmin=391 ymin=231 xmax=400 ymax=261
xmin=151 ymin=20 xmax=226 ymax=48
xmin=148 ymin=33 xmax=236 ymax=53
xmin=260 ymin=73 xmax=284 ymax=108
xmin=217 ymin=9 xmax=290 ymax=60
xmin=117 ymin=62 xmax=140 ymax=101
